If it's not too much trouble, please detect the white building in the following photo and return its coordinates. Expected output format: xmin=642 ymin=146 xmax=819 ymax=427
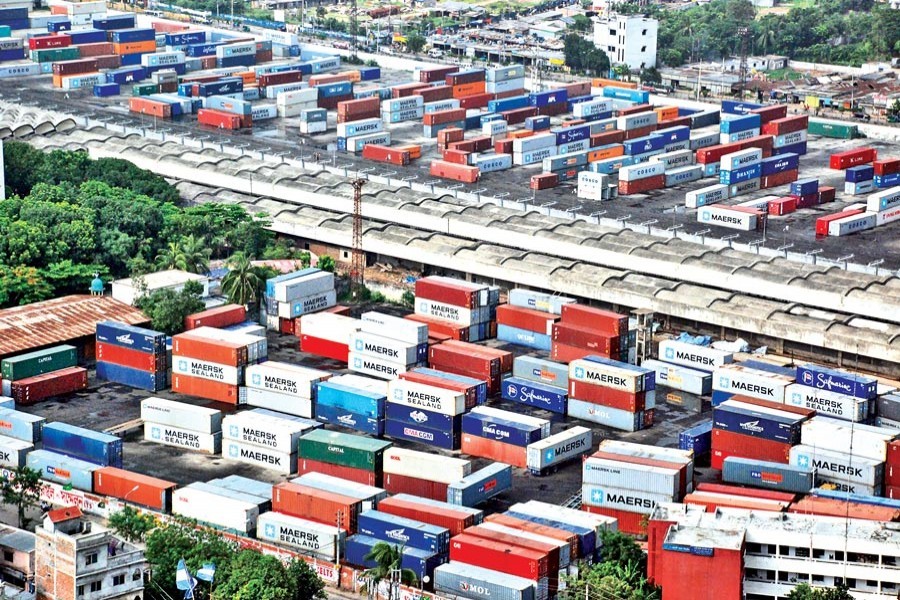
xmin=650 ymin=503 xmax=900 ymax=599
xmin=111 ymin=269 xmax=210 ymax=306
xmin=593 ymin=14 xmax=658 ymax=70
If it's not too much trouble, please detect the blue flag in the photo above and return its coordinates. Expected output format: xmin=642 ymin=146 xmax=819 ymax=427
xmin=175 ymin=559 xmax=197 ymax=593
xmin=196 ymin=563 xmax=216 ymax=583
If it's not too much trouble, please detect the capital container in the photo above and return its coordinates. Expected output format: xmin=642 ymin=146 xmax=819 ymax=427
xmin=96 ymin=321 xmax=165 ymax=354
xmin=256 ymin=511 xmax=344 ymax=560
xmin=140 ymin=397 xmax=221 ymax=434
xmin=298 ymin=429 xmax=390 ymax=472
xmin=0 ymin=436 xmax=31 ymax=468
xmin=451 ymin=533 xmax=549 ymax=582
xmin=434 ymin=562 xmax=536 ymax=600
xmin=272 ymin=482 xmax=360 ymax=532
xmin=679 ymin=421 xmax=713 ymax=456
xmin=292 ymin=472 xmax=386 ymax=512
xmin=27 ymin=449 xmax=97 ymax=491
xmin=447 ymin=462 xmax=512 ymax=507
xmin=526 ymin=426 xmax=591 ymax=475
xmin=1 ymin=345 xmax=77 ymax=382
xmin=42 ymin=422 xmax=123 ymax=468
xmin=789 ymin=444 xmax=882 ymax=487
xmin=93 ymin=467 xmax=175 ymax=511
xmin=0 ymin=409 xmax=43 ymax=443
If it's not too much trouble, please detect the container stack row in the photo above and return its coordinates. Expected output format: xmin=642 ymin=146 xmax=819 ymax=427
xmin=171 ymin=326 xmax=267 ymax=403
xmin=264 ymin=268 xmax=337 ymax=333
xmin=96 ymin=321 xmax=169 ymax=392
xmin=2 ymin=344 xmax=87 ymax=404
xmin=348 ymin=312 xmax=428 ymax=380
xmin=497 ymin=288 xmax=575 ymax=351
xmin=408 ymin=276 xmax=500 ymax=343
xmin=567 ymin=356 xmax=655 ymax=432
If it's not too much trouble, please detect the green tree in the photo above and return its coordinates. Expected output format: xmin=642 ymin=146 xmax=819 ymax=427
xmin=787 ymin=583 xmax=854 ymax=600
xmin=222 ymin=252 xmax=263 ymax=306
xmin=135 ymin=280 xmax=206 ymax=335
xmin=299 ymin=251 xmax=312 ymax=269
xmin=213 ymin=550 xmax=296 ymax=600
xmin=640 ymin=66 xmax=662 ymax=84
xmin=569 ymin=14 xmax=592 ymax=32
xmin=3 ymin=141 xmax=46 ymax=197
xmin=363 ymin=542 xmax=418 ymax=592
xmin=108 ymin=505 xmax=157 ymax=543
xmin=0 ymin=466 xmax=43 ymax=529
xmin=317 ymin=255 xmax=336 ymax=273
xmin=144 ymin=519 xmax=237 ymax=597
xmin=563 ymin=33 xmax=611 ymax=75
xmin=613 ymin=64 xmax=632 ymax=80
xmin=155 ymin=235 xmax=210 ymax=275
xmin=406 ymin=32 xmax=426 ymax=54
xmin=286 ymin=560 xmax=327 ymax=600
xmin=565 ymin=530 xmax=660 ymax=600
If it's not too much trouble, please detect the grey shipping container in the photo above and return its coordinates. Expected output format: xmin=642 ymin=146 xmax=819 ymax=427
xmin=207 ymin=475 xmax=273 ymax=502
xmin=877 ymin=394 xmax=900 ymax=422
xmin=0 ymin=436 xmax=32 ymax=468
xmin=447 ymin=463 xmax=513 ymax=507
xmin=434 ymin=562 xmax=536 ymax=600
xmin=512 ymin=356 xmax=569 ymax=389
xmin=722 ymin=456 xmax=816 ymax=494
xmin=0 ymin=408 xmax=44 ymax=443
xmin=27 ymin=449 xmax=98 ymax=492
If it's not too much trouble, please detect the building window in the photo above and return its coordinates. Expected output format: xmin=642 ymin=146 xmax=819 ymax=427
xmin=133 ymin=572 xmax=142 ymax=581
xmin=641 ymin=46 xmax=646 ymax=52
xmin=3 ymin=551 xmax=12 ymax=561
xmin=114 ymin=574 xmax=126 ymax=586
xmin=642 ymin=29 xmax=647 ymax=35
xmin=795 ymin=548 xmax=810 ymax=558
xmin=90 ymin=581 xmax=102 ymax=592
xmin=609 ymin=28 xmax=615 ymax=36
xmin=85 ymin=552 xmax=98 ymax=565
xmin=77 ymin=586 xmax=84 ymax=597
xmin=341 ymin=250 xmax=350 ymax=260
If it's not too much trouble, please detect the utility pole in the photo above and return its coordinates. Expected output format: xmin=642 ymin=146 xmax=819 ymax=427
xmin=351 ymin=178 xmax=366 ymax=299
xmin=350 ymin=0 xmax=359 ymax=61
xmin=737 ymin=26 xmax=750 ymax=100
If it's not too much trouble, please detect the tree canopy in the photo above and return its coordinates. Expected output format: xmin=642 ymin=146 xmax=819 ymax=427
xmin=565 ymin=530 xmax=661 ymax=600
xmin=787 ymin=583 xmax=854 ymax=600
xmin=564 ymin=33 xmax=611 ymax=76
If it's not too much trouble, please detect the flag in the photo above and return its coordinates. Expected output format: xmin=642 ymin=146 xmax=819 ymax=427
xmin=196 ymin=563 xmax=216 ymax=583
xmin=175 ymin=559 xmax=197 ymax=593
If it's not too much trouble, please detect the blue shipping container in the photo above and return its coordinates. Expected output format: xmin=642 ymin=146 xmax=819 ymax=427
xmin=530 ymin=89 xmax=568 ymax=107
xmin=107 ymin=67 xmax=146 ymax=86
xmin=93 ymin=83 xmax=120 ymax=97
xmin=721 ymin=100 xmax=763 ymax=115
xmin=760 ymin=153 xmax=799 ymax=176
xmin=67 ymin=29 xmax=107 ymax=44
xmin=358 ymin=66 xmax=380 ymax=81
xmin=501 ymin=377 xmax=567 ymax=414
xmin=525 ymin=115 xmax=550 ymax=131
xmin=623 ymin=134 xmax=666 ymax=156
xmin=720 ymin=113 xmax=762 ymax=134
xmin=774 ymin=141 xmax=807 ymax=156
xmin=315 ymin=381 xmax=385 ymax=418
xmin=48 ymin=20 xmax=71 ymax=32
xmin=720 ymin=163 xmax=762 ymax=185
xmin=739 ymin=360 xmax=796 ymax=378
xmin=26 ymin=449 xmax=97 ymax=492
xmin=656 ymin=126 xmax=690 ymax=144
xmin=42 ymin=422 xmax=123 ymax=468
xmin=96 ymin=321 xmax=165 ymax=354
xmin=357 ymin=510 xmax=449 ymax=553
xmin=679 ymin=421 xmax=712 ymax=456
xmin=0 ymin=7 xmax=27 ymax=19
xmin=447 ymin=463 xmax=512 ymax=507
xmin=165 ymin=31 xmax=206 ymax=46
xmin=497 ymin=324 xmax=551 ymax=351
xmin=796 ymin=364 xmax=877 ymax=400
xmin=110 ymin=27 xmax=156 ymax=44
xmin=314 ymin=403 xmax=384 ymax=436
xmin=186 ymin=42 xmax=224 ymax=57
xmin=875 ymin=173 xmax=900 ymax=188
xmin=552 ymin=124 xmax=591 ymax=146
xmin=488 ymin=95 xmax=529 ymax=113
xmin=119 ymin=52 xmax=144 ymax=67
xmin=0 ymin=408 xmax=44 ymax=443
xmin=384 ymin=403 xmax=461 ymax=432
xmin=345 ymin=535 xmax=446 ymax=581
xmin=318 ymin=81 xmax=352 ymax=98
xmin=461 ymin=412 xmax=542 ymax=448
xmin=93 ymin=15 xmax=136 ymax=30
xmin=383 ymin=419 xmax=459 ymax=450
xmin=846 ymin=165 xmax=874 ymax=183
xmin=790 ymin=178 xmax=819 ymax=196
xmin=713 ymin=404 xmax=802 ymax=444
xmin=601 ymin=86 xmax=649 ymax=104
xmin=723 ymin=456 xmax=816 ymax=493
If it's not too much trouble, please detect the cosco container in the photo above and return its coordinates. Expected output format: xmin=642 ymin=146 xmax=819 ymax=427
xmin=42 ymin=422 xmax=123 ymax=468
xmin=256 ymin=511 xmax=344 ymax=560
xmin=27 ymin=449 xmax=98 ymax=491
xmin=526 ymin=426 xmax=592 ymax=475
xmin=0 ymin=408 xmax=44 ymax=443
xmin=143 ymin=422 xmax=222 ymax=454
xmin=723 ymin=456 xmax=815 ymax=493
xmin=1 ymin=345 xmax=77 ymax=381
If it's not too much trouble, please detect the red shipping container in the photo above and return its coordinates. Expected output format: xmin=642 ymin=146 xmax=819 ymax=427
xmin=272 ymin=482 xmax=361 ymax=532
xmin=530 ymin=173 xmax=559 ymax=190
xmin=429 ymin=160 xmax=479 ymax=183
xmin=418 ymin=85 xmax=453 ymax=103
xmin=255 ymin=50 xmax=272 ymax=63
xmin=95 ymin=55 xmax=122 ymax=70
xmin=297 ymin=457 xmax=379 ymax=486
xmin=450 ymin=533 xmax=549 ymax=580
xmin=29 ymin=34 xmax=71 ymax=50
xmin=696 ymin=142 xmax=745 ymax=165
xmin=789 ymin=496 xmax=900 ymax=522
xmin=623 ymin=124 xmax=657 ymax=140
xmin=93 ymin=467 xmax=176 ymax=512
xmin=656 ymin=115 xmax=691 ymax=130
xmin=415 ymin=277 xmax=478 ymax=308
xmin=309 ymin=73 xmax=353 ymax=86
xmin=362 ymin=144 xmax=410 ymax=166
xmin=257 ymin=70 xmax=302 ymax=88
xmin=741 ymin=135 xmax=774 ymax=155
xmin=152 ymin=21 xmax=189 ymax=33
xmin=464 ymin=525 xmax=559 ymax=591
xmin=761 ymin=115 xmax=808 ymax=136
xmin=617 ymin=104 xmax=653 ymax=116
xmin=461 ymin=434 xmax=527 ymax=468
xmin=727 ymin=395 xmax=814 ymax=419
xmin=419 ymin=66 xmax=458 ymax=84
xmin=185 ymin=304 xmax=246 ymax=330
xmin=569 ymin=380 xmax=645 ymax=412
xmin=399 ymin=371 xmax=478 ymax=409
xmin=496 ymin=305 xmax=557 ymax=335
xmin=11 ymin=367 xmax=88 ymax=405
xmin=198 ymin=108 xmax=242 ymax=130
xmin=430 ymin=344 xmax=499 ymax=376
xmin=458 ymin=93 xmax=492 ymax=109
xmin=874 ymin=158 xmax=900 ymax=177
xmin=887 ymin=485 xmax=900 ymax=499
xmin=683 ymin=492 xmax=788 ymax=513
xmin=619 ymin=175 xmax=665 ymax=195
xmin=448 ymin=139 xmax=477 ymax=154
xmin=173 ymin=333 xmax=246 ymax=366
xmin=829 ymin=147 xmax=877 ymax=170
xmin=446 ymin=71 xmax=485 ymax=86
xmin=71 ymin=42 xmax=114 ymax=57
xmin=384 ymin=472 xmax=449 ymax=501
xmin=279 ymin=317 xmax=294 ymax=336
xmin=442 ymin=340 xmax=512 ymax=373
xmin=424 ymin=108 xmax=467 ymax=127
xmin=317 ymin=94 xmax=353 ymax=110
xmin=562 ymin=81 xmax=591 ymax=98
xmin=750 ymin=104 xmax=788 ymax=124
xmin=767 ymin=197 xmax=797 ymax=216
xmin=428 ymin=333 xmax=452 ymax=344
xmin=794 ymin=192 xmax=820 ymax=209
xmin=818 ymin=185 xmax=836 ymax=203
xmin=711 ymin=428 xmax=791 ymax=469
xmin=97 ymin=342 xmax=163 ymax=372
xmin=485 ymin=514 xmax=580 ymax=560
xmin=442 ymin=149 xmax=471 ymax=165
xmin=431 ymin=363 xmax=498 ymax=396
xmin=172 ymin=374 xmax=239 ymax=404
xmin=377 ymin=496 xmax=475 ymax=535
xmin=404 ymin=314 xmax=469 ymax=341
xmin=502 ymin=106 xmax=538 ymax=125
xmin=337 ymin=96 xmax=380 ymax=119
xmin=552 ymin=323 xmax=620 ymax=353
xmin=551 ymin=342 xmax=595 ymax=363
xmin=887 ymin=441 xmax=900 ymax=487
xmin=129 ymin=97 xmax=171 ymax=119
xmin=816 ymin=210 xmax=862 ymax=236
xmin=560 ymin=304 xmax=628 ymax=335
xmin=469 ymin=135 xmax=492 ymax=152
xmin=591 ymin=130 xmax=627 ymax=146
xmin=582 ymin=505 xmax=647 ymax=536
xmin=494 ymin=138 xmax=513 ymax=154
xmin=695 ymin=482 xmax=797 ymax=503
xmin=761 ymin=168 xmax=798 ymax=189
xmin=391 ymin=82 xmax=430 ymax=98
xmin=299 ymin=335 xmax=349 ymax=363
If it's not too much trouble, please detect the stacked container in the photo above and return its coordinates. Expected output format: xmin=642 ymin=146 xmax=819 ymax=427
xmin=504 ymin=355 xmax=569 ymax=415
xmin=299 ymin=313 xmax=359 ymax=363
xmin=801 ymin=417 xmax=897 ymax=488
xmin=291 ymin=472 xmax=387 ymax=512
xmin=711 ymin=397 xmax=812 ymax=470
xmin=95 ymin=321 xmax=168 ymax=392
xmin=223 ymin=409 xmax=318 ymax=474
xmin=0 ymin=407 xmax=39 ymax=468
xmin=141 ymin=396 xmax=222 ymax=454
xmin=243 ymin=361 xmax=330 ymax=418
xmin=1 ymin=344 xmax=87 ymax=404
xmin=315 ymin=374 xmax=388 ymax=436
xmin=448 ymin=463 xmax=513 ymax=507
xmin=784 ymin=363 xmax=876 ymax=422
xmin=272 ymin=481 xmax=361 ymax=533
xmin=711 ymin=363 xmax=794 ymax=406
xmin=567 ymin=356 xmax=655 ymax=432
xmin=412 ymin=276 xmax=499 ymax=342
xmin=174 ymin=481 xmax=261 ymax=534
xmin=171 ymin=327 xmax=265 ymax=404
xmin=297 ymin=429 xmax=392 ymax=486
xmin=382 ymin=447 xmax=471 ymax=501
xmin=257 ymin=510 xmax=345 ymax=561
xmin=378 ymin=493 xmax=483 ymax=536
xmin=460 ymin=407 xmax=549 ymax=468
xmin=264 ymin=268 xmax=336 ymax=332
xmin=790 ymin=444 xmax=883 ymax=496
xmin=42 ymin=422 xmax=123 ymax=468
xmin=550 ymin=304 xmax=632 ymax=364
xmin=496 ymin=289 xmax=571 ymax=350
xmin=184 ymin=304 xmax=246 ymax=330
xmin=428 ymin=341 xmax=511 ymax=397
xmin=384 ymin=375 xmax=466 ymax=450
xmin=348 ymin=312 xmax=427 ymax=380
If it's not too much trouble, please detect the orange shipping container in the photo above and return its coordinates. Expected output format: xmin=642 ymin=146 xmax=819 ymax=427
xmin=93 ymin=467 xmax=176 ymax=512
xmin=337 ymin=69 xmax=361 ymax=83
xmin=309 ymin=73 xmax=354 ymax=86
xmin=236 ymin=71 xmax=256 ymax=84
xmin=461 ymin=434 xmax=527 ymax=468
xmin=587 ymin=144 xmax=625 ymax=162
xmin=452 ymin=81 xmax=486 ymax=99
xmin=429 ymin=160 xmax=479 ymax=183
xmin=394 ymin=144 xmax=422 ymax=159
xmin=113 ymin=40 xmax=157 ymax=55
xmin=507 ymin=130 xmax=534 ymax=140
xmin=171 ymin=373 xmax=239 ymax=404
xmin=591 ymin=78 xmax=637 ymax=89
xmin=172 ymin=332 xmax=247 ymax=366
xmin=272 ymin=482 xmax=361 ymax=532
xmin=129 ymin=97 xmax=172 ymax=118
xmin=51 ymin=75 xmax=61 ymax=88
xmin=655 ymin=106 xmax=679 ymax=122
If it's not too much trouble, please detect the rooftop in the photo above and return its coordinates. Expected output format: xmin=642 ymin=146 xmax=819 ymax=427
xmin=0 ymin=295 xmax=149 ymax=358
xmin=46 ymin=507 xmax=82 ymax=524
xmin=113 ymin=269 xmax=208 ymax=290
xmin=0 ymin=528 xmax=35 ymax=554
xmin=664 ymin=523 xmax=746 ymax=551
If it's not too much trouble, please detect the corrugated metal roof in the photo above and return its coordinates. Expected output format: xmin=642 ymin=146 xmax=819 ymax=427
xmin=0 ymin=296 xmax=149 ymax=358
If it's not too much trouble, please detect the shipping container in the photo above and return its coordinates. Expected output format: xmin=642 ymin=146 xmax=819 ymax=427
xmin=448 ymin=462 xmax=513 ymax=506
xmin=41 ymin=422 xmax=122 ymax=468
xmin=1 ymin=345 xmax=77 ymax=381
xmin=93 ymin=467 xmax=175 ymax=511
xmin=256 ymin=511 xmax=344 ymax=560
xmin=273 ymin=482 xmax=360 ymax=532
xmin=722 ymin=456 xmax=815 ymax=493
xmin=292 ymin=472 xmax=386 ymax=511
xmin=140 ymin=397 xmax=221 ymax=434
xmin=27 ymin=449 xmax=97 ymax=492
xmin=796 ymin=364 xmax=876 ymax=400
xmin=144 ymin=422 xmax=221 ymax=454
xmin=434 ymin=561 xmax=536 ymax=600
xmin=174 ymin=483 xmax=258 ymax=533
xmin=96 ymin=321 xmax=165 ymax=354
xmin=298 ymin=429 xmax=391 ymax=472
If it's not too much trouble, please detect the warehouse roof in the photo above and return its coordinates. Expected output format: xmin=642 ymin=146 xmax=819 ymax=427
xmin=0 ymin=295 xmax=149 ymax=358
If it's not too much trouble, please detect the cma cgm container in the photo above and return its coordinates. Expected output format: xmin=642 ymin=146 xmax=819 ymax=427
xmin=1 ymin=345 xmax=77 ymax=380
xmin=41 ymin=422 xmax=123 ymax=467
xmin=93 ymin=467 xmax=176 ymax=511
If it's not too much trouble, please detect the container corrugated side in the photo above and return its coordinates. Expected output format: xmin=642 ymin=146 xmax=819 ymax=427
xmin=41 ymin=422 xmax=123 ymax=468
xmin=297 ymin=429 xmax=392 ymax=471
xmin=0 ymin=408 xmax=44 ymax=443
xmin=256 ymin=511 xmax=344 ymax=560
xmin=526 ymin=427 xmax=592 ymax=473
xmin=174 ymin=484 xmax=258 ymax=533
xmin=223 ymin=411 xmax=314 ymax=455
xmin=722 ymin=456 xmax=815 ymax=493
xmin=26 ymin=449 xmax=98 ymax=491
xmin=582 ymin=483 xmax=672 ymax=515
xmin=382 ymin=447 xmax=470 ymax=483
xmin=789 ymin=444 xmax=883 ymax=487
xmin=0 ymin=436 xmax=32 ymax=468
xmin=357 ymin=509 xmax=449 ymax=553
xmin=434 ymin=562 xmax=536 ymax=600
xmin=223 ymin=438 xmax=296 ymax=474
xmin=140 ymin=397 xmax=222 ymax=434
xmin=800 ymin=417 xmax=895 ymax=461
xmin=292 ymin=472 xmax=387 ymax=510
xmin=144 ymin=422 xmax=222 ymax=454
xmin=447 ymin=462 xmax=513 ymax=507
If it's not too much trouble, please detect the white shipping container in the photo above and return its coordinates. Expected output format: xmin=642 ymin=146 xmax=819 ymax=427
xmin=720 ymin=128 xmax=760 ymax=144
xmin=273 ymin=271 xmax=334 ymax=303
xmin=240 ymin=387 xmax=314 ymax=418
xmin=414 ymin=297 xmax=473 ymax=325
xmin=245 ymin=362 xmax=330 ymax=399
xmin=144 ymin=422 xmax=222 ymax=454
xmin=388 ymin=378 xmax=466 ymax=416
xmin=658 ymin=340 xmax=733 ymax=371
xmin=582 ymin=456 xmax=681 ymax=497
xmin=257 ymin=512 xmax=344 ymax=560
xmin=172 ymin=356 xmax=242 ymax=385
xmin=512 ymin=133 xmax=556 ymax=154
xmin=174 ymin=485 xmax=259 ymax=532
xmin=686 ymin=184 xmax=729 ymax=209
xmin=598 ymin=440 xmax=694 ymax=484
xmin=140 ymin=397 xmax=222 ymax=434
xmin=828 ymin=213 xmax=876 ymax=236
xmin=513 ymin=500 xmax=619 ymax=534
xmin=485 ymin=77 xmax=524 ymax=95
xmin=641 ymin=359 xmax=710 ymax=396
xmin=300 ymin=313 xmax=360 ymax=344
xmin=785 ymin=384 xmax=867 ymax=422
xmin=276 ymin=290 xmax=338 ymax=319
xmin=619 ymin=162 xmax=665 ymax=182
xmin=616 ymin=112 xmax=657 ymax=130
xmin=348 ymin=352 xmax=408 ymax=381
xmin=582 ymin=483 xmax=672 ymax=515
xmin=526 ymin=427 xmax=592 ymax=472
xmin=223 ymin=411 xmax=314 ymax=455
xmin=577 ymin=171 xmax=609 ymax=200
xmin=569 ymin=359 xmax=643 ymax=393
xmin=482 ymin=120 xmax=508 ymax=138
xmin=649 ymin=149 xmax=693 ymax=170
xmin=336 ymin=118 xmax=384 ymax=139
xmin=800 ymin=417 xmax=897 ymax=461
xmin=789 ymin=444 xmax=883 ymax=487
xmin=713 ymin=364 xmax=793 ymax=403
xmin=774 ymin=130 xmax=808 ymax=148
xmin=875 ymin=205 xmax=900 ymax=226
xmin=573 ymin=99 xmax=614 ymax=119
xmin=423 ymin=99 xmax=460 ymax=113
xmin=664 ymin=141 xmax=690 ymax=153
xmin=0 ymin=436 xmax=32 ymax=468
xmin=350 ymin=331 xmax=419 ymax=366
xmin=867 ymin=186 xmax=900 ymax=212
xmin=360 ymin=311 xmax=428 ymax=345
xmin=330 ymin=374 xmax=390 ymax=396
xmin=730 ymin=178 xmax=762 ymax=197
xmin=277 ymin=88 xmax=317 ymax=106
xmin=299 ymin=119 xmax=327 ymax=134
xmin=845 ymin=180 xmax=875 ymax=196
xmin=697 ymin=205 xmax=757 ymax=231
xmin=690 ymin=130 xmax=720 ymax=150
xmin=719 ymin=148 xmax=762 ymax=172
xmin=223 ymin=439 xmax=296 ymax=474
xmin=382 ymin=447 xmax=471 ymax=483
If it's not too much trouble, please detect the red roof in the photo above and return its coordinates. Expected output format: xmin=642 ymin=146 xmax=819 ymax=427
xmin=0 ymin=295 xmax=149 ymax=358
xmin=47 ymin=506 xmax=83 ymax=523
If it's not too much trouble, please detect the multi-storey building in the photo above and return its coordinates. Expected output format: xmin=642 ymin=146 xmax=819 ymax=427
xmin=593 ymin=14 xmax=658 ymax=70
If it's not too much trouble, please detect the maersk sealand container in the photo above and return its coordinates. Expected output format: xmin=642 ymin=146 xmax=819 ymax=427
xmin=357 ymin=509 xmax=450 ymax=553
xmin=41 ymin=422 xmax=123 ymax=468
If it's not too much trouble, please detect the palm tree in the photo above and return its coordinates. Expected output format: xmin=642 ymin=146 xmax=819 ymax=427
xmin=362 ymin=542 xmax=417 ymax=599
xmin=757 ymin=29 xmax=776 ymax=56
xmin=155 ymin=241 xmax=182 ymax=270
xmin=221 ymin=252 xmax=261 ymax=306
xmin=178 ymin=234 xmax=211 ymax=275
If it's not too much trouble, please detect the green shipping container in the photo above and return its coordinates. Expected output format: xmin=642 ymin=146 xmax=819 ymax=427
xmin=1 ymin=345 xmax=78 ymax=381
xmin=297 ymin=429 xmax=391 ymax=471
xmin=809 ymin=119 xmax=858 ymax=140
xmin=132 ymin=83 xmax=159 ymax=96
xmin=30 ymin=47 xmax=80 ymax=63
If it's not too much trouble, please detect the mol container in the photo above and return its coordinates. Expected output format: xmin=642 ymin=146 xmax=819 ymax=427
xmin=434 ymin=563 xmax=536 ymax=600
xmin=42 ymin=422 xmax=123 ymax=468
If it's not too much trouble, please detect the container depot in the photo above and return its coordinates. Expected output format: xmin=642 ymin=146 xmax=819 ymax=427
xmin=41 ymin=422 xmax=123 ymax=467
xmin=256 ymin=511 xmax=345 ymax=560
